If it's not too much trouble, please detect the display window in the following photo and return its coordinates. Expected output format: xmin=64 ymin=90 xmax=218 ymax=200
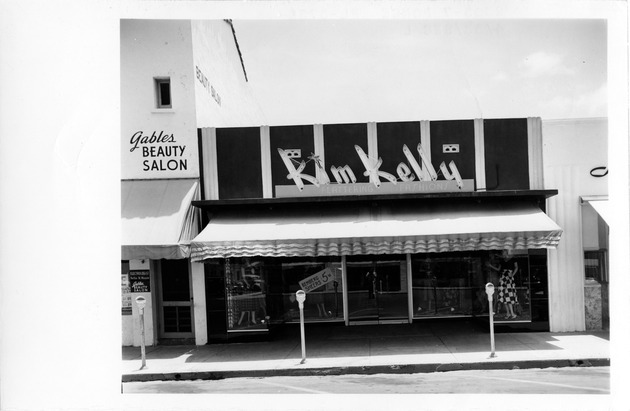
xmin=225 ymin=258 xmax=268 ymax=331
xmin=220 ymin=251 xmax=539 ymax=332
xmin=266 ymin=257 xmax=343 ymax=324
xmin=224 ymin=256 xmax=344 ymax=331
xmin=411 ymin=251 xmax=533 ymax=322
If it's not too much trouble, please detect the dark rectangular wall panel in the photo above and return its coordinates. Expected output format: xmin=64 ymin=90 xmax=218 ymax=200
xmin=483 ymin=119 xmax=530 ymax=190
xmin=430 ymin=120 xmax=476 ymax=181
xmin=216 ymin=127 xmax=263 ymax=199
xmin=323 ymin=123 xmax=369 ymax=183
xmin=376 ymin=121 xmax=421 ymax=177
xmin=270 ymin=125 xmax=315 ymax=196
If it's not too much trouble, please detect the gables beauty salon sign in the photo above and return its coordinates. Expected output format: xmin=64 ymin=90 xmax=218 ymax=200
xmin=123 ymin=130 xmax=198 ymax=179
xmin=275 ymin=143 xmax=474 ymax=197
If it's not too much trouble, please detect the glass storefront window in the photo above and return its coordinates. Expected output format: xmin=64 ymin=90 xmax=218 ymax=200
xmin=224 ymin=256 xmax=344 ymax=331
xmin=411 ymin=251 xmax=533 ymax=323
xmin=345 ymin=256 xmax=408 ymax=322
xmin=267 ymin=257 xmax=343 ymax=324
xmin=221 ymin=251 xmax=538 ymax=331
xmin=225 ymin=258 xmax=268 ymax=331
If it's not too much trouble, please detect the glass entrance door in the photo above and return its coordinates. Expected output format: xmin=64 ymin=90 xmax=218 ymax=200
xmin=346 ymin=257 xmax=409 ymax=323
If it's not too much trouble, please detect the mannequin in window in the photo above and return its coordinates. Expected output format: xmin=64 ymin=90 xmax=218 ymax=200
xmin=497 ymin=250 xmax=519 ymax=319
xmin=365 ymin=271 xmax=377 ymax=299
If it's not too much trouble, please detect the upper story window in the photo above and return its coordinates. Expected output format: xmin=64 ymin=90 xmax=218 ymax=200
xmin=154 ymin=77 xmax=172 ymax=108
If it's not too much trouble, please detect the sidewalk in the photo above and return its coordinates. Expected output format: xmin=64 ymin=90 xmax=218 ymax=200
xmin=121 ymin=320 xmax=610 ymax=382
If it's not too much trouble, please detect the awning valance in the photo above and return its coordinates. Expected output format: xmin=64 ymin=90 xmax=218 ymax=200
xmin=190 ymin=201 xmax=562 ymax=261
xmin=122 ymin=179 xmax=200 ymax=260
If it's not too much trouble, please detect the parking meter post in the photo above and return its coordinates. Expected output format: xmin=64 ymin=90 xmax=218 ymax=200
xmin=485 ymin=283 xmax=496 ymax=358
xmin=135 ymin=296 xmax=147 ymax=369
xmin=296 ymin=290 xmax=306 ymax=364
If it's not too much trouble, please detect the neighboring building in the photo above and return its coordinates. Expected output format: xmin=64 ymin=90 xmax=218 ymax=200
xmin=543 ymin=118 xmax=609 ymax=332
xmin=121 ymin=20 xmax=607 ymax=347
xmin=121 ymin=19 xmax=265 ymax=346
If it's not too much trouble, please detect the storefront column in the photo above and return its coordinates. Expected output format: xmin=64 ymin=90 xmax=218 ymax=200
xmin=190 ymin=261 xmax=208 ymax=345
xmin=342 ymin=256 xmax=349 ymax=326
xmin=407 ymin=254 xmax=413 ymax=323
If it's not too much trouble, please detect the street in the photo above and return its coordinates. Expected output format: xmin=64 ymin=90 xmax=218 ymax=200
xmin=123 ymin=366 xmax=609 ymax=394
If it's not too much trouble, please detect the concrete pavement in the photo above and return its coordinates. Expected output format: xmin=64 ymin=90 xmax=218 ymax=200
xmin=121 ymin=320 xmax=610 ymax=382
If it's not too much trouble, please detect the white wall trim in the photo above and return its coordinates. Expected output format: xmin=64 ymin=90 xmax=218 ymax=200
xmin=313 ymin=124 xmax=326 ymax=181
xmin=407 ymin=254 xmax=413 ymax=323
xmin=200 ymin=127 xmax=219 ymax=200
xmin=420 ymin=120 xmax=432 ymax=181
xmin=260 ymin=126 xmax=273 ymax=198
xmin=528 ymin=117 xmax=544 ymax=189
xmin=546 ymin=167 xmax=587 ymax=332
xmin=191 ymin=261 xmax=208 ymax=345
xmin=342 ymin=255 xmax=349 ymax=326
xmin=367 ymin=121 xmax=378 ymax=161
xmin=474 ymin=118 xmax=487 ymax=191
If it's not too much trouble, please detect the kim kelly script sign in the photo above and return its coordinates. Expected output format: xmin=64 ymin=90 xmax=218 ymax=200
xmin=276 ymin=143 xmax=474 ymax=197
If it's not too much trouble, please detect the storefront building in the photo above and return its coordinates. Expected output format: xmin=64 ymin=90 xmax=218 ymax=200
xmin=543 ymin=117 xmax=609 ymax=332
xmin=121 ymin=20 xmax=607 ymax=347
xmin=189 ymin=118 xmax=563 ymax=341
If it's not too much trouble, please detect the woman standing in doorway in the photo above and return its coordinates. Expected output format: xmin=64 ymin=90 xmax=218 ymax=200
xmin=498 ymin=250 xmax=519 ymax=319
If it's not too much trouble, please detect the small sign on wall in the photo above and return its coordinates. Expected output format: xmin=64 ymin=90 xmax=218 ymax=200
xmin=122 ymin=274 xmax=132 ymax=315
xmin=129 ymin=270 xmax=151 ymax=293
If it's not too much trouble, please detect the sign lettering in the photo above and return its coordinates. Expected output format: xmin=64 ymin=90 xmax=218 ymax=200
xmin=129 ymin=270 xmax=150 ymax=293
xmin=129 ymin=131 xmax=188 ymax=172
xmin=590 ymin=166 xmax=608 ymax=178
xmin=196 ymin=65 xmax=222 ymax=106
xmin=299 ymin=268 xmax=333 ymax=293
xmin=277 ymin=143 xmax=464 ymax=190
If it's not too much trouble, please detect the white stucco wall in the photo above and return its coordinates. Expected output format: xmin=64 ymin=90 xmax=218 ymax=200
xmin=192 ymin=20 xmax=267 ymax=127
xmin=543 ymin=117 xmax=608 ymax=332
xmin=121 ymin=19 xmax=199 ymax=179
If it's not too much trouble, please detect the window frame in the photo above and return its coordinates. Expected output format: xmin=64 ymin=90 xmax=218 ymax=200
xmin=154 ymin=77 xmax=172 ymax=109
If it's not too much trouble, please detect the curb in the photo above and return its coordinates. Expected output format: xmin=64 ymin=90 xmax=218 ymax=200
xmin=121 ymin=357 xmax=610 ymax=383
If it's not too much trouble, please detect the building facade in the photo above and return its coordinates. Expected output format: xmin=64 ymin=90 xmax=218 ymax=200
xmin=121 ymin=20 xmax=607 ymax=347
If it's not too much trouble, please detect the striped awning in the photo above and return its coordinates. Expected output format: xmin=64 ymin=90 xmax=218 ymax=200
xmin=190 ymin=201 xmax=562 ymax=261
xmin=122 ymin=179 xmax=200 ymax=260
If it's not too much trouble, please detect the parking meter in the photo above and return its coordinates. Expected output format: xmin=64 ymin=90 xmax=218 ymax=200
xmin=135 ymin=296 xmax=147 ymax=369
xmin=135 ymin=296 xmax=146 ymax=312
xmin=296 ymin=290 xmax=307 ymax=363
xmin=296 ymin=290 xmax=306 ymax=308
xmin=485 ymin=283 xmax=495 ymax=301
xmin=485 ymin=282 xmax=496 ymax=358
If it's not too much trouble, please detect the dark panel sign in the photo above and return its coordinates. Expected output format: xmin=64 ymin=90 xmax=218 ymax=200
xmin=377 ymin=121 xmax=421 ymax=177
xmin=323 ymin=123 xmax=369 ymax=184
xmin=484 ymin=119 xmax=530 ymax=190
xmin=270 ymin=125 xmax=315 ymax=196
xmin=129 ymin=270 xmax=151 ymax=293
xmin=216 ymin=127 xmax=263 ymax=199
xmin=430 ymin=120 xmax=476 ymax=181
